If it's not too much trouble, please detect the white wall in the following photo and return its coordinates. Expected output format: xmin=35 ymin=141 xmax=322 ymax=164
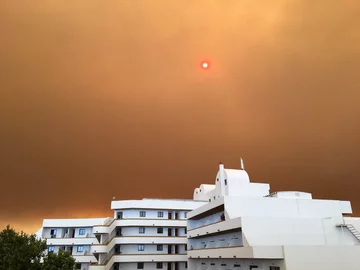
xmin=283 ymin=245 xmax=360 ymax=270
xmin=224 ymin=196 xmax=349 ymax=220
xmin=241 ymin=215 xmax=360 ymax=246
xmin=189 ymin=258 xmax=284 ymax=270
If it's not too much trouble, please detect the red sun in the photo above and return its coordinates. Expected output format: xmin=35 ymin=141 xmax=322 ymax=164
xmin=201 ymin=61 xmax=210 ymax=69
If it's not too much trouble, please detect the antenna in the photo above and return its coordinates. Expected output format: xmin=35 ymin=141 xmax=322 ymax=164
xmin=240 ymin=158 xmax=244 ymax=170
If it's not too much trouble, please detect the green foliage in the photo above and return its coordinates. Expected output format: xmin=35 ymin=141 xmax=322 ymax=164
xmin=0 ymin=225 xmax=46 ymax=270
xmin=0 ymin=225 xmax=76 ymax=270
xmin=42 ymin=250 xmax=76 ymax=270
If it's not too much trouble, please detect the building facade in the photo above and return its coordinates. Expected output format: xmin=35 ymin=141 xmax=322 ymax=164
xmin=37 ymin=161 xmax=360 ymax=270
xmin=37 ymin=199 xmax=205 ymax=270
xmin=187 ymin=162 xmax=360 ymax=270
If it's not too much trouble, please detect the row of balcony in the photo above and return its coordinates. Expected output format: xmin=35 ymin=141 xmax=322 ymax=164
xmin=93 ymin=219 xmax=187 ymax=234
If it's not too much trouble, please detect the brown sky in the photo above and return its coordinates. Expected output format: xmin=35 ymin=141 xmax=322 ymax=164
xmin=1 ymin=0 xmax=360 ymax=234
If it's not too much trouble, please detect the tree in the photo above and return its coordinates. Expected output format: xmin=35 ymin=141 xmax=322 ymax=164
xmin=0 ymin=225 xmax=45 ymax=270
xmin=0 ymin=225 xmax=76 ymax=270
xmin=42 ymin=250 xmax=76 ymax=270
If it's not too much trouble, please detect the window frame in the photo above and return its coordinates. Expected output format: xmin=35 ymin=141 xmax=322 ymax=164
xmin=139 ymin=211 xmax=146 ymax=217
xmin=138 ymin=244 xmax=145 ymax=251
xmin=77 ymin=246 xmax=84 ymax=252
xmin=156 ymin=262 xmax=163 ymax=269
xmin=139 ymin=227 xmax=145 ymax=234
xmin=157 ymin=211 xmax=164 ymax=218
xmin=137 ymin=262 xmax=144 ymax=269
xmin=157 ymin=227 xmax=163 ymax=234
xmin=79 ymin=228 xmax=86 ymax=235
xmin=157 ymin=244 xmax=163 ymax=251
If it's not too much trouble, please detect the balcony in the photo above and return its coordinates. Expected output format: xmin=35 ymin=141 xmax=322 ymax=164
xmin=93 ymin=219 xmax=186 ymax=234
xmin=89 ymin=254 xmax=187 ymax=270
xmin=188 ymin=204 xmax=225 ymax=231
xmin=46 ymin=237 xmax=99 ymax=246
xmin=91 ymin=236 xmax=187 ymax=254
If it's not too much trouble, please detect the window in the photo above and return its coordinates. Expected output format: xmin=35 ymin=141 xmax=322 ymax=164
xmin=184 ymin=227 xmax=187 ymax=234
xmin=139 ymin=227 xmax=145 ymax=234
xmin=269 ymin=267 xmax=280 ymax=270
xmin=157 ymin=245 xmax=163 ymax=251
xmin=184 ymin=244 xmax=187 ymax=251
xmin=250 ymin=266 xmax=258 ymax=270
xmin=211 ymin=263 xmax=215 ymax=266
xmin=224 ymin=179 xmax=227 ymax=185
xmin=234 ymin=265 xmax=241 ymax=268
xmin=139 ymin=211 xmax=146 ymax=217
xmin=137 ymin=262 xmax=144 ymax=269
xmin=138 ymin=244 xmax=145 ymax=251
xmin=221 ymin=264 xmax=227 ymax=266
xmin=77 ymin=246 xmax=84 ymax=252
xmin=79 ymin=229 xmax=85 ymax=235
xmin=50 ymin=229 xmax=57 ymax=238
xmin=185 ymin=262 xmax=188 ymax=268
xmin=76 ymin=263 xmax=81 ymax=270
xmin=48 ymin=246 xmax=55 ymax=253
xmin=156 ymin=262 xmax=163 ymax=269
xmin=184 ymin=212 xmax=187 ymax=218
xmin=158 ymin=211 xmax=164 ymax=218
xmin=117 ymin=212 xmax=123 ymax=219
xmin=157 ymin=228 xmax=163 ymax=234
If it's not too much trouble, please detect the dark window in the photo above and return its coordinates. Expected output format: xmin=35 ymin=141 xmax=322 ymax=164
xmin=185 ymin=262 xmax=188 ymax=268
xmin=158 ymin=212 xmax=164 ymax=218
xmin=137 ymin=263 xmax=144 ymax=269
xmin=269 ymin=267 xmax=280 ymax=270
xmin=157 ymin=228 xmax=163 ymax=234
xmin=77 ymin=246 xmax=84 ymax=252
xmin=201 ymin=262 xmax=206 ymax=265
xmin=157 ymin=244 xmax=163 ymax=251
xmin=211 ymin=263 xmax=215 ymax=265
xmin=117 ymin=212 xmax=123 ymax=219
xmin=234 ymin=265 xmax=241 ymax=268
xmin=50 ymin=229 xmax=57 ymax=238
xmin=48 ymin=246 xmax=55 ymax=253
xmin=184 ymin=227 xmax=187 ymax=234
xmin=79 ymin=229 xmax=85 ymax=235
xmin=140 ymin=211 xmax=146 ymax=217
xmin=184 ymin=212 xmax=187 ymax=218
xmin=138 ymin=244 xmax=145 ymax=251
xmin=224 ymin=179 xmax=227 ymax=185
xmin=156 ymin=262 xmax=163 ymax=269
xmin=76 ymin=263 xmax=81 ymax=270
xmin=221 ymin=264 xmax=227 ymax=266
xmin=250 ymin=266 xmax=258 ymax=270
xmin=184 ymin=244 xmax=187 ymax=251
xmin=139 ymin=227 xmax=145 ymax=234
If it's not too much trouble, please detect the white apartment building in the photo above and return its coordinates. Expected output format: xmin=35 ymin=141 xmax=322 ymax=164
xmin=187 ymin=161 xmax=360 ymax=270
xmin=37 ymin=160 xmax=360 ymax=270
xmin=37 ymin=199 xmax=205 ymax=270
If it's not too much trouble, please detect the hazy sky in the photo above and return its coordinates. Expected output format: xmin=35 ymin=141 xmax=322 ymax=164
xmin=1 ymin=0 xmax=360 ymax=233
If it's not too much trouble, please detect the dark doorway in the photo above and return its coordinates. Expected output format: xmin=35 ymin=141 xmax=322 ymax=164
xmin=168 ymin=245 xmax=172 ymax=254
xmin=168 ymin=212 xmax=172 ymax=219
